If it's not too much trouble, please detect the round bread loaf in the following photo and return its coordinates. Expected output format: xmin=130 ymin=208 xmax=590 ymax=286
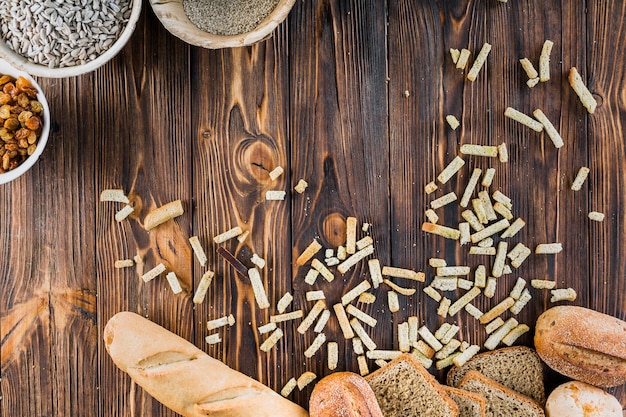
xmin=534 ymin=306 xmax=626 ymax=387
xmin=309 ymin=372 xmax=383 ymax=417
xmin=545 ymin=381 xmax=622 ymax=417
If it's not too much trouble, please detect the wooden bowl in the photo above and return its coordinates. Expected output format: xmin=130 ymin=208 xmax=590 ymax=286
xmin=0 ymin=0 xmax=142 ymax=78
xmin=0 ymin=59 xmax=50 ymax=184
xmin=149 ymin=0 xmax=296 ymax=49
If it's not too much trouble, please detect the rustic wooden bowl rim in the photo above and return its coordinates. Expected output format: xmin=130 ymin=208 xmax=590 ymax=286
xmin=0 ymin=0 xmax=143 ymax=78
xmin=149 ymin=0 xmax=296 ymax=49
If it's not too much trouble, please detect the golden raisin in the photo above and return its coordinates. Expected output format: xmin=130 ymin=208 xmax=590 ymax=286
xmin=0 ymin=92 xmax=10 ymax=105
xmin=27 ymin=130 xmax=37 ymax=144
xmin=4 ymin=117 xmax=19 ymax=131
xmin=27 ymin=143 xmax=36 ymax=155
xmin=18 ymin=110 xmax=33 ymax=124
xmin=3 ymin=82 xmax=16 ymax=97
xmin=0 ymin=75 xmax=14 ymax=85
xmin=30 ymin=100 xmax=43 ymax=113
xmin=18 ymin=138 xmax=28 ymax=148
xmin=25 ymin=116 xmax=40 ymax=131
xmin=0 ymin=104 xmax=10 ymax=119
xmin=17 ymin=93 xmax=30 ymax=108
xmin=14 ymin=128 xmax=30 ymax=142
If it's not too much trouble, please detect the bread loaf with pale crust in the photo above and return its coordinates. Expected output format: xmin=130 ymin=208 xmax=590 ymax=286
xmin=104 ymin=311 xmax=309 ymax=417
xmin=309 ymin=372 xmax=383 ymax=417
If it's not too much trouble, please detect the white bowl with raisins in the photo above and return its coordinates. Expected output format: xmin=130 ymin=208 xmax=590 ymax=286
xmin=0 ymin=58 xmax=50 ymax=184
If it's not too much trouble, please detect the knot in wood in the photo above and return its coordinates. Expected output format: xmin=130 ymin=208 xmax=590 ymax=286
xmin=323 ymin=212 xmax=348 ymax=248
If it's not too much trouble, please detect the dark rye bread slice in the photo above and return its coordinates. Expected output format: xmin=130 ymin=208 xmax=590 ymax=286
xmin=443 ymin=386 xmax=486 ymax=417
xmin=446 ymin=346 xmax=545 ymax=404
xmin=365 ymin=353 xmax=459 ymax=417
xmin=458 ymin=371 xmax=545 ymax=417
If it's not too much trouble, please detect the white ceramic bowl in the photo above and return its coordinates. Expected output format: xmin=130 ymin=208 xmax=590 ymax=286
xmin=0 ymin=0 xmax=142 ymax=78
xmin=149 ymin=0 xmax=296 ymax=49
xmin=0 ymin=58 xmax=50 ymax=184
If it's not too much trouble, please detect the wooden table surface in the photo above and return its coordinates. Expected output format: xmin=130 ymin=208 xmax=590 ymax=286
xmin=1 ymin=0 xmax=625 ymax=415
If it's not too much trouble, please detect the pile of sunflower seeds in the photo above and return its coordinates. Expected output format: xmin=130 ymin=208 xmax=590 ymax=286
xmin=0 ymin=0 xmax=132 ymax=68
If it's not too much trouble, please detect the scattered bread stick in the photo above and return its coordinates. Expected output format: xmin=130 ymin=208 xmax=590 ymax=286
xmin=460 ymin=222 xmax=470 ymax=246
xmin=193 ymin=270 xmax=215 ymax=304
xmin=470 ymin=219 xmax=510 ymax=243
xmin=493 ymin=201 xmax=513 ymax=220
xmin=464 ymin=303 xmax=484 ymax=320
xmin=398 ymin=322 xmax=411 ymax=352
xmin=500 ymin=217 xmax=525 ymax=238
xmin=481 ymin=168 xmax=496 ymax=187
xmin=296 ymin=239 xmax=322 ymax=266
xmin=346 ymin=216 xmax=358 ymax=254
xmin=382 ymin=266 xmax=425 ymax=282
xmin=304 ymin=333 xmax=326 ymax=358
xmin=429 ymin=258 xmax=447 ymax=268
xmin=205 ymin=333 xmax=222 ymax=345
xmin=527 ymin=77 xmax=540 ymax=88
xmin=294 ymin=179 xmax=308 ymax=194
xmin=281 ymin=378 xmax=298 ymax=397
xmin=504 ymin=107 xmax=544 ymax=132
xmin=492 ymin=190 xmax=512 ymax=209
xmin=535 ymin=243 xmax=563 ymax=254
xmin=350 ymin=318 xmax=377 ymax=351
xmin=141 ymin=263 xmax=166 ymax=283
xmin=502 ymin=323 xmax=530 ymax=346
xmin=533 ymin=109 xmax=564 ymax=148
xmin=276 ymin=292 xmax=294 ymax=313
xmin=251 ymin=253 xmax=266 ymax=269
xmin=422 ymin=223 xmax=461 ymax=240
xmin=214 ymin=226 xmax=243 ymax=244
xmin=437 ymin=297 xmax=451 ymax=317
xmin=304 ymin=269 xmax=320 ymax=285
xmin=237 ymin=230 xmax=250 ymax=243
xmin=424 ymin=181 xmax=438 ymax=194
xmin=366 ymin=350 xmax=403 ymax=361
xmin=509 ymin=277 xmax=527 ymax=300
xmin=479 ymin=297 xmax=516 ymax=324
xmin=431 ymin=277 xmax=458 ymax=292
xmin=327 ymin=342 xmax=338 ymax=370
xmin=478 ymin=191 xmax=497 ymax=221
xmin=336 ymin=244 xmax=374 ymax=274
xmin=467 ymin=42 xmax=492 ymax=81
xmin=207 ymin=314 xmax=235 ymax=331
xmin=269 ymin=166 xmax=284 ymax=181
xmin=474 ymin=265 xmax=487 ymax=288
xmin=539 ymin=40 xmax=554 ymax=82
xmin=568 ymin=67 xmax=597 ymax=113
xmin=270 ymin=310 xmax=304 ymax=323
xmin=550 ymin=288 xmax=577 ymax=302
xmin=462 ymin=210 xmax=485 ymax=232
xmin=510 ymin=288 xmax=532 ymax=315
xmin=144 ymin=200 xmax=184 ymax=230
xmin=100 ymin=189 xmax=130 ymax=203
xmin=346 ymin=304 xmax=377 ymax=327
xmin=485 ymin=317 xmax=505 ymax=334
xmin=498 ymin=143 xmax=509 ymax=163
xmin=115 ymin=205 xmax=134 ymax=222
xmin=446 ymin=115 xmax=460 ymax=130
xmin=387 ymin=290 xmax=400 ymax=313
xmin=460 ymin=168 xmax=483 ymax=208
xmin=448 ymin=287 xmax=482 ymax=316
xmin=531 ymin=279 xmax=557 ymax=289
xmin=484 ymin=277 xmax=497 ymax=298
xmin=258 ymin=322 xmax=277 ymax=334
xmin=437 ymin=156 xmax=466 ymax=184
xmin=519 ymin=58 xmax=539 ymax=79
xmin=571 ymin=167 xmax=590 ymax=191
xmin=383 ymin=279 xmax=417 ymax=296
xmin=356 ymin=236 xmax=374 ymax=250
xmin=431 ymin=192 xmax=458 ymax=209
xmin=114 ymin=259 xmax=134 ymax=268
xmin=248 ymin=268 xmax=270 ymax=309
xmin=418 ymin=326 xmax=443 ymax=351
xmin=469 ymin=246 xmax=496 ymax=255
xmin=189 ymin=236 xmax=208 ymax=266
xmin=472 ymin=198 xmax=489 ymax=224
xmin=492 ymin=241 xmax=508 ymax=277
xmin=484 ymin=318 xmax=519 ymax=350
xmin=425 ymin=209 xmax=439 ymax=224
xmin=368 ymin=259 xmax=384 ymax=288
xmin=588 ymin=211 xmax=605 ymax=222
xmin=437 ymin=266 xmax=470 ymax=276
xmin=314 ymin=310 xmax=331 ymax=333
xmin=414 ymin=340 xmax=436 ymax=359
xmin=165 ymin=272 xmax=183 ymax=294
xmin=333 ymin=303 xmax=354 ymax=339
xmin=453 ymin=344 xmax=480 ymax=367
xmin=311 ymin=259 xmax=335 ymax=282
xmin=460 ymin=144 xmax=499 ymax=158
xmin=341 ymin=280 xmax=372 ymax=305
xmin=306 ymin=290 xmax=325 ymax=301
xmin=265 ymin=190 xmax=286 ymax=200
xmin=297 ymin=371 xmax=317 ymax=390
xmin=456 ymin=49 xmax=471 ymax=70
xmin=423 ymin=286 xmax=442 ymax=302
xmin=450 ymin=48 xmax=460 ymax=64
xmin=357 ymin=355 xmax=369 ymax=376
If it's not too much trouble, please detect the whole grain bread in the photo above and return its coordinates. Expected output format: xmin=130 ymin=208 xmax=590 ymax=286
xmin=446 ymin=346 xmax=545 ymax=404
xmin=443 ymin=386 xmax=486 ymax=417
xmin=458 ymin=371 xmax=545 ymax=417
xmin=365 ymin=353 xmax=459 ymax=417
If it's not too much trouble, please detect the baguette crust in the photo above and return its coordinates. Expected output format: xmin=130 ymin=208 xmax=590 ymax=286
xmin=104 ymin=312 xmax=309 ymax=417
xmin=309 ymin=372 xmax=383 ymax=417
xmin=534 ymin=306 xmax=626 ymax=387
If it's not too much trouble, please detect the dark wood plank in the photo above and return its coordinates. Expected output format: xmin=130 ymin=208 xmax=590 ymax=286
xmin=288 ymin=0 xmax=389 ymax=407
xmin=585 ymin=1 xmax=626 ymax=407
xmin=0 ymin=71 xmax=99 ymax=415
xmin=96 ymin=7 xmax=193 ymax=417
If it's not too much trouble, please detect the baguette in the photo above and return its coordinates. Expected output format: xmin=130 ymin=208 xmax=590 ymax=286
xmin=309 ymin=372 xmax=383 ymax=417
xmin=534 ymin=306 xmax=626 ymax=387
xmin=104 ymin=312 xmax=309 ymax=417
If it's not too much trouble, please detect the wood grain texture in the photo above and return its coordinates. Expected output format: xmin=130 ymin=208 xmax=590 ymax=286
xmin=0 ymin=0 xmax=624 ymax=416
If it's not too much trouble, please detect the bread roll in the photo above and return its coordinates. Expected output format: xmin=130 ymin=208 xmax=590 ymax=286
xmin=545 ymin=381 xmax=622 ymax=417
xmin=104 ymin=311 xmax=309 ymax=417
xmin=534 ymin=306 xmax=626 ymax=387
xmin=309 ymin=372 xmax=383 ymax=417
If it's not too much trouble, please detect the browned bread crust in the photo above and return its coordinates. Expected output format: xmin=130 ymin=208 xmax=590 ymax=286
xmin=534 ymin=306 xmax=626 ymax=387
xmin=309 ymin=372 xmax=383 ymax=417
